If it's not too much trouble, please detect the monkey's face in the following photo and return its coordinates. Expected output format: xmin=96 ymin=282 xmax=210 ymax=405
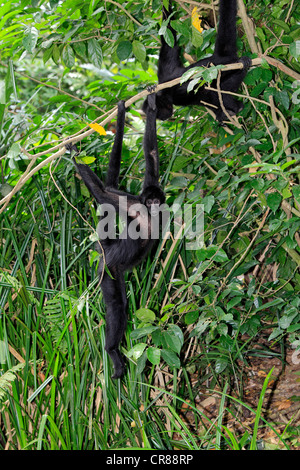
xmin=141 ymin=186 xmax=165 ymax=216
xmin=145 ymin=197 xmax=161 ymax=216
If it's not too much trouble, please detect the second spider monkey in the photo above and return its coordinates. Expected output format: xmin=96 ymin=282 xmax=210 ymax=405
xmin=72 ymin=93 xmax=165 ymax=379
xmin=143 ymin=0 xmax=251 ymax=122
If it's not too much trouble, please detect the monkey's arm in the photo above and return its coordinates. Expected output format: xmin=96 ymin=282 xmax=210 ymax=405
xmin=105 ymin=100 xmax=126 ymax=189
xmin=142 ymin=91 xmax=160 ymax=190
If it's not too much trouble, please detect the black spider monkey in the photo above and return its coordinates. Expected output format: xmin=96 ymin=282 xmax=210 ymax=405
xmin=71 ymin=92 xmax=165 ymax=379
xmin=143 ymin=0 xmax=251 ymax=121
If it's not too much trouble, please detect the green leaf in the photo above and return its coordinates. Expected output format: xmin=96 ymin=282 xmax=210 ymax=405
xmin=80 ymin=156 xmax=96 ymax=164
xmin=206 ymin=245 xmax=228 ymax=263
xmin=167 ymin=324 xmax=184 ymax=347
xmin=281 ymin=160 xmax=297 ymax=171
xmin=191 ymin=26 xmax=203 ymax=48
xmin=152 ymin=328 xmax=163 ymax=347
xmin=73 ymin=41 xmax=87 ymax=59
xmin=201 ymin=65 xmax=223 ymax=82
xmin=89 ymin=250 xmax=100 ymax=267
xmin=52 ymin=44 xmax=61 ymax=64
xmin=217 ymin=323 xmax=228 ymax=336
xmin=187 ymin=78 xmax=202 ymax=93
xmin=147 ymin=347 xmax=161 ymax=365
xmin=132 ymin=40 xmax=146 ymax=63
xmin=256 ymin=27 xmax=265 ymax=42
xmin=268 ymin=327 xmax=283 ymax=341
xmin=181 ymin=67 xmax=201 ymax=83
xmin=290 ymin=40 xmax=300 ymax=59
xmin=202 ymin=195 xmax=215 ymax=213
xmin=130 ymin=325 xmax=158 ymax=340
xmin=62 ymin=45 xmax=75 ymax=68
xmin=281 ymin=186 xmax=292 ymax=199
xmin=278 ymin=307 xmax=298 ymax=329
xmin=185 ymin=310 xmax=199 ymax=325
xmin=87 ymin=39 xmax=103 ymax=68
xmin=161 ymin=349 xmax=180 ymax=369
xmin=266 ymin=192 xmax=282 ymax=212
xmin=137 ymin=351 xmax=147 ymax=374
xmin=43 ymin=45 xmax=54 ymax=64
xmin=127 ymin=343 xmax=147 ymax=361
xmin=226 ymin=297 xmax=243 ymax=310
xmin=215 ymin=358 xmax=228 ymax=374
xmin=292 ymin=185 xmax=300 ymax=204
xmin=191 ymin=317 xmax=211 ymax=337
xmin=162 ymin=331 xmax=181 ymax=354
xmin=162 ymin=27 xmax=175 ymax=47
xmin=273 ymin=19 xmax=290 ymax=33
xmin=135 ymin=308 xmax=156 ymax=323
xmin=117 ymin=40 xmax=132 ymax=61
xmin=22 ymin=27 xmax=38 ymax=52
xmin=170 ymin=20 xmax=190 ymax=37
xmin=254 ymin=298 xmax=284 ymax=312
xmin=275 ymin=89 xmax=289 ymax=110
xmin=7 ymin=142 xmax=21 ymax=160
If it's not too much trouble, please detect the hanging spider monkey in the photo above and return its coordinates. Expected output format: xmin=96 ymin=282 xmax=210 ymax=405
xmin=143 ymin=0 xmax=251 ymax=122
xmin=71 ymin=92 xmax=165 ymax=379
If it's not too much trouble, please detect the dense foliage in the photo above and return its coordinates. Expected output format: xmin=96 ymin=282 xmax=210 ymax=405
xmin=0 ymin=0 xmax=299 ymax=450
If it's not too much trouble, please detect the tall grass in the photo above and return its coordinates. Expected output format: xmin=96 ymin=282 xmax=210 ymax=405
xmin=0 ymin=162 xmax=291 ymax=450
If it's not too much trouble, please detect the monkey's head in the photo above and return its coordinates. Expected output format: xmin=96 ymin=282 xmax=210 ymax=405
xmin=141 ymin=186 xmax=165 ymax=216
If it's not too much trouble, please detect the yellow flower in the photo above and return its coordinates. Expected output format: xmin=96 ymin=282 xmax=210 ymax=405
xmin=88 ymin=122 xmax=106 ymax=135
xmin=191 ymin=7 xmax=203 ymax=33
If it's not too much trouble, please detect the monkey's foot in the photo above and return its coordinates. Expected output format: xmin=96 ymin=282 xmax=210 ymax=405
xmin=65 ymin=140 xmax=80 ymax=155
xmin=147 ymin=85 xmax=157 ymax=94
xmin=107 ymin=348 xmax=125 ymax=379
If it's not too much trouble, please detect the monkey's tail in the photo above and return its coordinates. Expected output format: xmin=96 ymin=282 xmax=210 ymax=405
xmin=214 ymin=0 xmax=238 ymax=58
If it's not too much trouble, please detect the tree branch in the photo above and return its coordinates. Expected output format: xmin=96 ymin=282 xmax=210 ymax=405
xmin=237 ymin=0 xmax=260 ymax=54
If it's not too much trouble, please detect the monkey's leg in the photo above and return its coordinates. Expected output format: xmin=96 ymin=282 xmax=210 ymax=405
xmin=101 ymin=268 xmax=127 ymax=379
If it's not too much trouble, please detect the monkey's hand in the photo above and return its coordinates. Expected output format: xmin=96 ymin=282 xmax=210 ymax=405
xmin=240 ymin=56 xmax=252 ymax=70
xmin=65 ymin=140 xmax=80 ymax=155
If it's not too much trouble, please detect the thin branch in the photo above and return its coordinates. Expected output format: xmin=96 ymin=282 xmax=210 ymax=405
xmin=237 ymin=0 xmax=260 ymax=54
xmin=262 ymin=55 xmax=300 ymax=81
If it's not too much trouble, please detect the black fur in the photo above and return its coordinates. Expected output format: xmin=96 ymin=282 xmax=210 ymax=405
xmin=143 ymin=0 xmax=251 ymax=121
xmin=73 ymin=95 xmax=165 ymax=379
